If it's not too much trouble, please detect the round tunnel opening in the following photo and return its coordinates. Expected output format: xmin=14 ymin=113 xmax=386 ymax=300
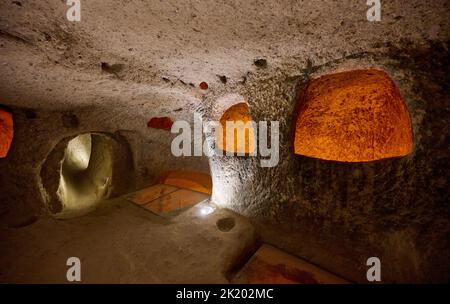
xmin=57 ymin=133 xmax=113 ymax=217
xmin=40 ymin=132 xmax=134 ymax=218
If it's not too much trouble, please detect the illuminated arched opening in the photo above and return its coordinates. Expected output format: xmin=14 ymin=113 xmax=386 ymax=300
xmin=0 ymin=108 xmax=13 ymax=158
xmin=55 ymin=134 xmax=113 ymax=217
xmin=217 ymin=102 xmax=256 ymax=155
xmin=294 ymin=69 xmax=413 ymax=162
xmin=40 ymin=133 xmax=134 ymax=218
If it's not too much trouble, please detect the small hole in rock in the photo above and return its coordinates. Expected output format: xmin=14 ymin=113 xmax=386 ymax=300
xmin=216 ymin=217 xmax=235 ymax=232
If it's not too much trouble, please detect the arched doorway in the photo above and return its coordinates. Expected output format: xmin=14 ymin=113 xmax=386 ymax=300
xmin=39 ymin=133 xmax=134 ymax=218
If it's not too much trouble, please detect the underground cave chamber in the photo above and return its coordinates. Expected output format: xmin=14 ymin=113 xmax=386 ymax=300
xmin=0 ymin=0 xmax=448 ymax=284
xmin=0 ymin=62 xmax=448 ymax=284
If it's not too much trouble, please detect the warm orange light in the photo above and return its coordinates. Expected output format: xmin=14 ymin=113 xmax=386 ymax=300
xmin=160 ymin=170 xmax=212 ymax=194
xmin=0 ymin=108 xmax=13 ymax=158
xmin=217 ymin=102 xmax=256 ymax=154
xmin=294 ymin=69 xmax=413 ymax=162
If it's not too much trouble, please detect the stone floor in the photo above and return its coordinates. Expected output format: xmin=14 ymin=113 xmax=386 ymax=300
xmin=124 ymin=184 xmax=210 ymax=217
xmin=233 ymin=244 xmax=348 ymax=284
xmin=0 ymin=185 xmax=348 ymax=283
